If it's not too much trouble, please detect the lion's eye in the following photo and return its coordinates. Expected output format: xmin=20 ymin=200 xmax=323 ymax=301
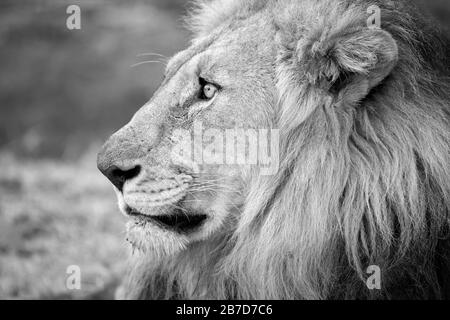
xmin=203 ymin=83 xmax=217 ymax=99
xmin=199 ymin=77 xmax=219 ymax=100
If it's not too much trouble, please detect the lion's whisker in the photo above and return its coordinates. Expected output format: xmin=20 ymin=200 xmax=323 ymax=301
xmin=136 ymin=52 xmax=168 ymax=59
xmin=130 ymin=60 xmax=166 ymax=68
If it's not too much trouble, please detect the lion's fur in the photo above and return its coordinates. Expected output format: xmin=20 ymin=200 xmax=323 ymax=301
xmin=123 ymin=0 xmax=450 ymax=299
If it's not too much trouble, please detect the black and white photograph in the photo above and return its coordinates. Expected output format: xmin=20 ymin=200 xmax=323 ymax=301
xmin=0 ymin=0 xmax=449 ymax=304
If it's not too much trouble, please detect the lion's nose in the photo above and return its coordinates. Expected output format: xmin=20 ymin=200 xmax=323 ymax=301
xmin=97 ymin=108 xmax=163 ymax=191
xmin=98 ymin=164 xmax=141 ymax=192
xmin=97 ymin=130 xmax=144 ymax=192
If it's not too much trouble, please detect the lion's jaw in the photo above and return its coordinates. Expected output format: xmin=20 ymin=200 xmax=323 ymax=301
xmin=116 ymin=167 xmax=244 ymax=256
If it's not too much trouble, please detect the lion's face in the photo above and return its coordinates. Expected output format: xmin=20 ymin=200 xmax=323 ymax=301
xmin=97 ymin=18 xmax=277 ymax=255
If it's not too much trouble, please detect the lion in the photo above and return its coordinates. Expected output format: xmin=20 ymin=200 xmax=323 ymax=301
xmin=97 ymin=0 xmax=450 ymax=299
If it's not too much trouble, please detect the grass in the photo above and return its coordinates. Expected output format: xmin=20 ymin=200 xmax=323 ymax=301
xmin=0 ymin=148 xmax=127 ymax=299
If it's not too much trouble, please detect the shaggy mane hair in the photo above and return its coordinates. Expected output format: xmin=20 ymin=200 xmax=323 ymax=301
xmin=124 ymin=0 xmax=450 ymax=299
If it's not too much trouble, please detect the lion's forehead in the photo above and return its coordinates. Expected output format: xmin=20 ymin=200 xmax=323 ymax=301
xmin=166 ymin=12 xmax=277 ymax=84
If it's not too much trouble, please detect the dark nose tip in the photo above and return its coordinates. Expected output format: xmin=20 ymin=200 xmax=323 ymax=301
xmin=97 ymin=124 xmax=148 ymax=191
xmin=99 ymin=164 xmax=141 ymax=192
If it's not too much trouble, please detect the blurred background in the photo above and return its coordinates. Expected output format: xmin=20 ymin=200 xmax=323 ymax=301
xmin=0 ymin=0 xmax=448 ymax=299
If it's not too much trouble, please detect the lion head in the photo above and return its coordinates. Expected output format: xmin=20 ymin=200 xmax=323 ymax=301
xmin=97 ymin=0 xmax=450 ymax=299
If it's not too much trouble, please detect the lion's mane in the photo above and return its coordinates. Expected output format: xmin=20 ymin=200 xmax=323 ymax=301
xmin=124 ymin=0 xmax=450 ymax=299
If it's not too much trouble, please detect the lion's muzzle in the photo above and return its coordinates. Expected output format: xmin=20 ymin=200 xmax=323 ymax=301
xmin=97 ymin=124 xmax=148 ymax=192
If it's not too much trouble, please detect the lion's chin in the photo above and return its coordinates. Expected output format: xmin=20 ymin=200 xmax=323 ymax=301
xmin=125 ymin=219 xmax=191 ymax=256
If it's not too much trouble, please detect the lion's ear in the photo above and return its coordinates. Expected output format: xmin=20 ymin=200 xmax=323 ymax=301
xmin=298 ymin=27 xmax=398 ymax=105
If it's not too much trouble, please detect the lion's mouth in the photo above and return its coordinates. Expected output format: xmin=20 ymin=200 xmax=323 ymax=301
xmin=126 ymin=206 xmax=207 ymax=233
